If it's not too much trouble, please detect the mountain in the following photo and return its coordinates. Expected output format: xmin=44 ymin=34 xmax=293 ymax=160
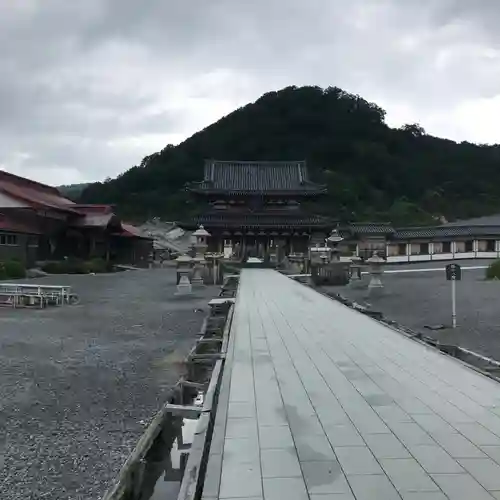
xmin=79 ymin=85 xmax=500 ymax=225
xmin=58 ymin=183 xmax=90 ymax=200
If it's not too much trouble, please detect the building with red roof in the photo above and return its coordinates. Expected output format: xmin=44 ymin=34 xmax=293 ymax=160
xmin=0 ymin=170 xmax=152 ymax=267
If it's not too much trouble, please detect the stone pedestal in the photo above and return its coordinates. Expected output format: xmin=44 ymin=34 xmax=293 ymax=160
xmin=176 ymin=255 xmax=193 ymax=295
xmin=191 ymin=258 xmax=206 ymax=287
xmin=349 ymin=255 xmax=363 ymax=280
xmin=367 ymin=252 xmax=385 ymax=291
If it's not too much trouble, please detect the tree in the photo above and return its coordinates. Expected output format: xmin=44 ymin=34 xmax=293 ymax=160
xmin=79 ymin=86 xmax=500 ymax=224
xmin=400 ymin=123 xmax=426 ymax=137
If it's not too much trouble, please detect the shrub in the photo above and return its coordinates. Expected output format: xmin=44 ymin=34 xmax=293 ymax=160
xmin=486 ymin=260 xmax=500 ymax=280
xmin=0 ymin=260 xmax=26 ymax=279
xmin=41 ymin=259 xmax=88 ymax=274
xmin=3 ymin=259 xmax=26 ymax=279
xmin=41 ymin=258 xmax=112 ymax=274
xmin=85 ymin=258 xmax=109 ymax=273
xmin=0 ymin=263 xmax=7 ymax=280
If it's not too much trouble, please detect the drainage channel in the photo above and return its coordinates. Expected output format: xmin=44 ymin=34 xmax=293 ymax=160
xmin=102 ymin=295 xmax=235 ymax=500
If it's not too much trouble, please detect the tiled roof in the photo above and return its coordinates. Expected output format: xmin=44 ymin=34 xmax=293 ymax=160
xmin=73 ymin=213 xmax=116 ymax=228
xmin=393 ymin=225 xmax=500 ymax=240
xmin=341 ymin=222 xmax=396 ymax=235
xmin=0 ymin=172 xmax=145 ymax=237
xmin=186 ymin=211 xmax=334 ymax=230
xmin=188 ymin=160 xmax=326 ymax=195
xmin=119 ymin=223 xmax=152 ymax=239
xmin=442 ymin=214 xmax=500 ymax=227
xmin=71 ymin=205 xmax=118 ymax=228
xmin=0 ymin=170 xmax=79 ymax=214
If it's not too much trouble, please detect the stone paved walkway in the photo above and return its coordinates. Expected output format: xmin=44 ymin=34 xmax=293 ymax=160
xmin=205 ymin=269 xmax=500 ymax=500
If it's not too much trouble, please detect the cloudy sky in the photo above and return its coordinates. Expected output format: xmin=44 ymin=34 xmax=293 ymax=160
xmin=1 ymin=0 xmax=500 ymax=185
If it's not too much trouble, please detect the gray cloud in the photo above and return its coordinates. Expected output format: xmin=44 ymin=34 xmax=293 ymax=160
xmin=1 ymin=0 xmax=500 ymax=184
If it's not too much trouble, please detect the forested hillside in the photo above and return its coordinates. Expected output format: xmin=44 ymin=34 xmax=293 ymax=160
xmin=80 ymin=86 xmax=500 ymax=224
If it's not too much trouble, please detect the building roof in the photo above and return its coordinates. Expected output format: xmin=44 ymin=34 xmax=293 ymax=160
xmin=70 ymin=205 xmax=118 ymax=228
xmin=340 ymin=222 xmax=396 ymax=236
xmin=186 ymin=211 xmax=334 ymax=230
xmin=0 ymin=171 xmax=148 ymax=238
xmin=119 ymin=223 xmax=152 ymax=239
xmin=0 ymin=213 xmax=41 ymax=234
xmin=187 ymin=160 xmax=326 ymax=195
xmin=442 ymin=214 xmax=500 ymax=227
xmin=393 ymin=225 xmax=500 ymax=240
xmin=0 ymin=170 xmax=79 ymax=214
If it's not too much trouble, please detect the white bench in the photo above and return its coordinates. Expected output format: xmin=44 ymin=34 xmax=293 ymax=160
xmin=0 ymin=290 xmax=46 ymax=308
xmin=0 ymin=284 xmax=78 ymax=306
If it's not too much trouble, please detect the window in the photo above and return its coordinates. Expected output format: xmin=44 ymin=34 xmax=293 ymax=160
xmin=465 ymin=240 xmax=474 ymax=252
xmin=487 ymin=240 xmax=496 ymax=252
xmin=397 ymin=243 xmax=407 ymax=256
xmin=419 ymin=243 xmax=429 ymax=255
xmin=0 ymin=233 xmax=18 ymax=246
xmin=442 ymin=242 xmax=451 ymax=253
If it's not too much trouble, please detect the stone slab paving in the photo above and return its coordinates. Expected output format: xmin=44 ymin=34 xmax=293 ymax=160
xmin=206 ymin=269 xmax=500 ymax=500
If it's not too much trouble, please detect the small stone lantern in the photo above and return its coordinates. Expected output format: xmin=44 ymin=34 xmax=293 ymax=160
xmin=175 ymin=255 xmax=193 ymax=295
xmin=366 ymin=252 xmax=385 ymax=289
xmin=349 ymin=254 xmax=363 ymax=281
xmin=192 ymin=225 xmax=210 ymax=259
xmin=191 ymin=225 xmax=211 ymax=287
xmin=327 ymin=229 xmax=344 ymax=262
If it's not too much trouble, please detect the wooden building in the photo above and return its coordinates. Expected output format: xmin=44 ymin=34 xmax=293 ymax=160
xmin=182 ymin=160 xmax=334 ymax=258
xmin=0 ymin=170 xmax=152 ymax=267
xmin=339 ymin=216 xmax=500 ymax=263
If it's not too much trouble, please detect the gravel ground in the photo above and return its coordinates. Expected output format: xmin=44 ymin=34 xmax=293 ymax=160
xmin=325 ymin=259 xmax=500 ymax=361
xmin=0 ymin=269 xmax=217 ymax=500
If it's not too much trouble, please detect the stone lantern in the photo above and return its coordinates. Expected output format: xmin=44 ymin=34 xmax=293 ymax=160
xmin=366 ymin=251 xmax=385 ymax=289
xmin=175 ymin=255 xmax=193 ymax=295
xmin=192 ymin=225 xmax=210 ymax=259
xmin=327 ymin=229 xmax=344 ymax=262
xmin=191 ymin=225 xmax=211 ymax=287
xmin=349 ymin=254 xmax=363 ymax=282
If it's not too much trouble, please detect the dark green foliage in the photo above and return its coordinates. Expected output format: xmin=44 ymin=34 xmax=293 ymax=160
xmin=41 ymin=258 xmax=112 ymax=275
xmin=86 ymin=258 xmax=112 ymax=273
xmin=80 ymin=86 xmax=500 ymax=224
xmin=0 ymin=260 xmax=26 ymax=279
xmin=42 ymin=259 xmax=88 ymax=274
xmin=486 ymin=260 xmax=500 ymax=280
xmin=58 ymin=183 xmax=90 ymax=200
